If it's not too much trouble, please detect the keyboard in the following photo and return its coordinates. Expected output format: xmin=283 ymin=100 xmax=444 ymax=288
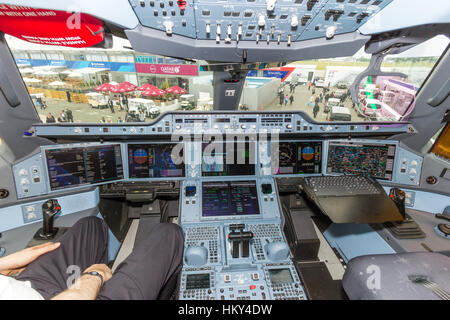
xmin=305 ymin=175 xmax=382 ymax=197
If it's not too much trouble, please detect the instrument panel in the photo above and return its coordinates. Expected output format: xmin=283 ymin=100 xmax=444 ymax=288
xmin=13 ymin=138 xmax=423 ymax=199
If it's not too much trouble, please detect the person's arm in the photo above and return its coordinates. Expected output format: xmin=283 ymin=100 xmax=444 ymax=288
xmin=0 ymin=242 xmax=60 ymax=276
xmin=51 ymin=264 xmax=112 ymax=300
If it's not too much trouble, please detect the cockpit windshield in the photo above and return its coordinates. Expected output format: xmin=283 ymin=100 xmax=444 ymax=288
xmin=7 ymin=34 xmax=449 ymax=124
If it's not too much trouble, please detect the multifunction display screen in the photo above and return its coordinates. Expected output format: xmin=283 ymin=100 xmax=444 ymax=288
xmin=202 ymin=181 xmax=260 ymax=217
xmin=46 ymin=144 xmax=123 ymax=191
xmin=128 ymin=143 xmax=185 ymax=178
xmin=272 ymin=141 xmax=322 ymax=175
xmin=202 ymin=141 xmax=255 ymax=176
xmin=327 ymin=141 xmax=396 ymax=180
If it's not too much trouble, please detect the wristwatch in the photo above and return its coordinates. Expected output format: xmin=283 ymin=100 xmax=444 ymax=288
xmin=82 ymin=271 xmax=104 ymax=287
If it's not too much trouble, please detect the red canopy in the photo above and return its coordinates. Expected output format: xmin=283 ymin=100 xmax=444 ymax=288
xmin=137 ymin=83 xmax=159 ymax=91
xmin=165 ymin=86 xmax=187 ymax=94
xmin=141 ymin=88 xmax=165 ymax=97
xmin=110 ymin=82 xmax=136 ymax=93
xmin=95 ymin=83 xmax=116 ymax=92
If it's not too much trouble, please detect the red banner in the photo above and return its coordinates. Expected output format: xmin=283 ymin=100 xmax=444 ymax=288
xmin=0 ymin=4 xmax=104 ymax=48
xmin=135 ymin=63 xmax=199 ymax=76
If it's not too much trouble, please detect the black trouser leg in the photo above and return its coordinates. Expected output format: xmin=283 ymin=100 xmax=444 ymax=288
xmin=17 ymin=216 xmax=108 ymax=299
xmin=97 ymin=223 xmax=184 ymax=300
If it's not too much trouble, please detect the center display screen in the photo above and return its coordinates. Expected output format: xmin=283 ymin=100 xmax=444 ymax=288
xmin=202 ymin=181 xmax=260 ymax=217
xmin=202 ymin=141 xmax=255 ymax=176
xmin=326 ymin=141 xmax=396 ymax=180
xmin=128 ymin=143 xmax=185 ymax=178
xmin=272 ymin=141 xmax=322 ymax=175
xmin=45 ymin=144 xmax=123 ymax=191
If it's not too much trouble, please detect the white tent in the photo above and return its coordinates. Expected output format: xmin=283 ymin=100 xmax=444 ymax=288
xmin=67 ymin=72 xmax=83 ymax=78
xmin=76 ymin=67 xmax=110 ymax=74
xmin=49 ymin=81 xmax=66 ymax=86
xmin=23 ymin=77 xmax=42 ymax=83
xmin=19 ymin=68 xmax=35 ymax=74
xmin=34 ymin=70 xmax=58 ymax=76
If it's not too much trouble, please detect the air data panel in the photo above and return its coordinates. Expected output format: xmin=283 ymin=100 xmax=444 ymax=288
xmin=202 ymin=141 xmax=256 ymax=177
xmin=273 ymin=141 xmax=322 ymax=175
xmin=46 ymin=144 xmax=123 ymax=191
xmin=327 ymin=141 xmax=396 ymax=180
xmin=202 ymin=181 xmax=260 ymax=217
xmin=128 ymin=143 xmax=185 ymax=179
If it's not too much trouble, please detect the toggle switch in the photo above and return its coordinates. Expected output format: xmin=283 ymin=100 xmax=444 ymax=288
xmin=237 ymin=24 xmax=242 ymax=42
xmin=258 ymin=15 xmax=266 ymax=27
xmin=163 ymin=20 xmax=174 ymax=35
xmin=266 ymin=0 xmax=276 ymax=11
xmin=291 ymin=15 xmax=298 ymax=28
xmin=216 ymin=24 xmax=221 ymax=42
xmin=206 ymin=23 xmax=210 ymax=35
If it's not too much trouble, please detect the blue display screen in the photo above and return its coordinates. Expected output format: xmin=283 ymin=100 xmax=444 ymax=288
xmin=202 ymin=181 xmax=260 ymax=217
xmin=128 ymin=143 xmax=185 ymax=178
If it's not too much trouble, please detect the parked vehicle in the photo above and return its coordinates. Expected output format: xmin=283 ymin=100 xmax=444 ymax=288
xmin=324 ymin=97 xmax=342 ymax=113
xmin=180 ymin=94 xmax=196 ymax=110
xmin=335 ymin=81 xmax=348 ymax=89
xmin=86 ymin=92 xmax=108 ymax=109
xmin=315 ymin=79 xmax=325 ymax=88
xmin=327 ymin=106 xmax=352 ymax=121
xmin=148 ymin=107 xmax=161 ymax=119
xmin=361 ymin=98 xmax=383 ymax=119
xmin=128 ymin=98 xmax=157 ymax=117
xmin=333 ymin=89 xmax=348 ymax=102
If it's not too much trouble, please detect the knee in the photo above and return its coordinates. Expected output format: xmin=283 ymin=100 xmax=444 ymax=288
xmin=151 ymin=223 xmax=184 ymax=245
xmin=72 ymin=216 xmax=108 ymax=236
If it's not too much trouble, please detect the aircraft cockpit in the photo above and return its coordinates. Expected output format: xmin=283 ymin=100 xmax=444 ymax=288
xmin=0 ymin=0 xmax=449 ymax=303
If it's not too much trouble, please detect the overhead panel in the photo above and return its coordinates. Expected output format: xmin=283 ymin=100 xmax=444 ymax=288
xmin=129 ymin=0 xmax=393 ymax=43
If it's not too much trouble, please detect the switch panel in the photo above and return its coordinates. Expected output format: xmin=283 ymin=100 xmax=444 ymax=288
xmin=129 ymin=0 xmax=392 ymax=43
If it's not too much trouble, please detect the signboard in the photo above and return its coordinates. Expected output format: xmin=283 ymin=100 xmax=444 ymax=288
xmin=15 ymin=58 xmax=136 ymax=72
xmin=0 ymin=5 xmax=104 ymax=48
xmin=262 ymin=67 xmax=296 ymax=82
xmin=135 ymin=63 xmax=198 ymax=76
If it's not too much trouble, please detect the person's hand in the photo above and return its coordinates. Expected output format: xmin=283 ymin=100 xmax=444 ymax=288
xmin=52 ymin=264 xmax=112 ymax=300
xmin=0 ymin=242 xmax=60 ymax=276
xmin=83 ymin=264 xmax=112 ymax=283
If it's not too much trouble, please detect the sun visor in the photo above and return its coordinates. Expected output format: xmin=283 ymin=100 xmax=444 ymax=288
xmin=0 ymin=4 xmax=105 ymax=48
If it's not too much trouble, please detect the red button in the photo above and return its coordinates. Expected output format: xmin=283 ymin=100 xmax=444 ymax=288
xmin=250 ymin=285 xmax=256 ymax=290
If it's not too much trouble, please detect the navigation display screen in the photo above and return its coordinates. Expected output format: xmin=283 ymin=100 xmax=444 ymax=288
xmin=327 ymin=141 xmax=396 ymax=180
xmin=202 ymin=141 xmax=255 ymax=176
xmin=202 ymin=181 xmax=260 ymax=217
xmin=46 ymin=144 xmax=123 ymax=191
xmin=273 ymin=141 xmax=322 ymax=175
xmin=128 ymin=143 xmax=185 ymax=178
